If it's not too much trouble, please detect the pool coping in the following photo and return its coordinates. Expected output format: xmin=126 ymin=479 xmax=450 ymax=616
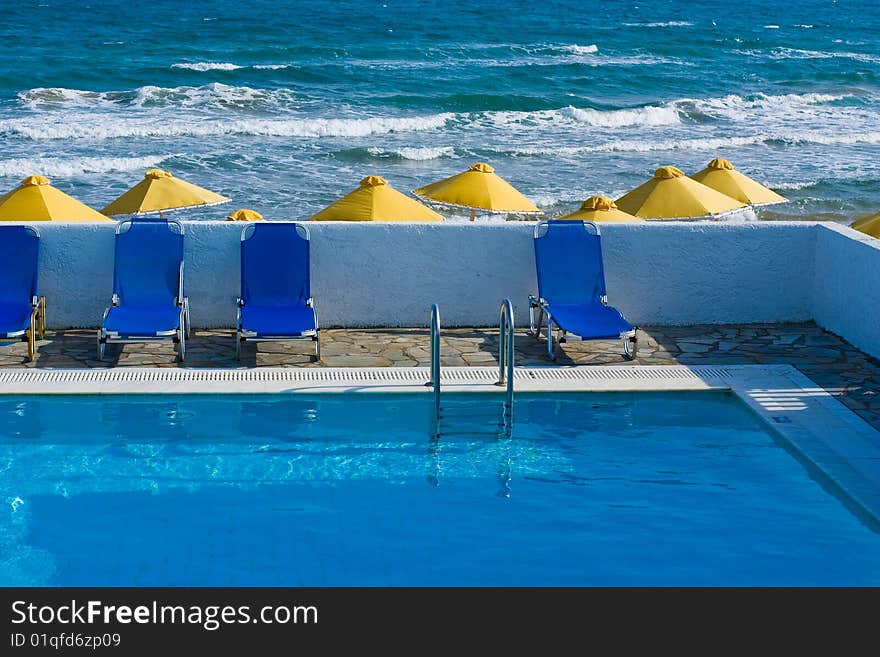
xmin=2 ymin=364 xmax=879 ymax=525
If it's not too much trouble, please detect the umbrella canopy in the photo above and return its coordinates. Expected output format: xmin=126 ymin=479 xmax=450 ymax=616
xmin=690 ymin=158 xmax=787 ymax=206
xmin=557 ymin=195 xmax=643 ymax=223
xmin=851 ymin=212 xmax=880 ymax=238
xmin=616 ymin=166 xmax=746 ymax=219
xmin=101 ymin=169 xmax=230 ymax=216
xmin=0 ymin=175 xmax=110 ymax=222
xmin=308 ymin=176 xmax=443 ymax=222
xmin=227 ymin=208 xmax=264 ymax=222
xmin=412 ymin=162 xmax=540 ymax=215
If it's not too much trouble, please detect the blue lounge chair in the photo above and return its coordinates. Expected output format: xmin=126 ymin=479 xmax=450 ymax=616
xmin=98 ymin=218 xmax=189 ymax=361
xmin=236 ymin=222 xmax=319 ymax=360
xmin=0 ymin=225 xmax=45 ymax=362
xmin=529 ymin=220 xmax=638 ymax=360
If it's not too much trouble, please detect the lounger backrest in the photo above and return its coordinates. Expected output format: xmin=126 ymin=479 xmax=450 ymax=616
xmin=113 ymin=219 xmax=184 ymax=306
xmin=0 ymin=225 xmax=39 ymax=306
xmin=240 ymin=223 xmax=310 ymax=308
xmin=534 ymin=220 xmax=607 ymax=306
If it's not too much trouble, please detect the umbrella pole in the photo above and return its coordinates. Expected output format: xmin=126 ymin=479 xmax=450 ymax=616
xmin=470 ymin=210 xmax=476 ymax=222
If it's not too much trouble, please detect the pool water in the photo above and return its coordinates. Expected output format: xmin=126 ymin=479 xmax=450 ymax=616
xmin=1 ymin=391 xmax=878 ymax=586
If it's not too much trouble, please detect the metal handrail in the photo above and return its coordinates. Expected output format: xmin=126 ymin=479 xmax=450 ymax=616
xmin=496 ymin=298 xmax=515 ymax=410
xmin=428 ymin=304 xmax=441 ymax=416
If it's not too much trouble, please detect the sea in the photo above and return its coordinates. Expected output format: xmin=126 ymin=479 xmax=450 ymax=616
xmin=1 ymin=0 xmax=878 ymax=222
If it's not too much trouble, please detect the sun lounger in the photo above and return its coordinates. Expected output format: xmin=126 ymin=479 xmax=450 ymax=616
xmin=236 ymin=223 xmax=319 ymax=360
xmin=0 ymin=225 xmax=45 ymax=361
xmin=98 ymin=218 xmax=189 ymax=361
xmin=529 ymin=220 xmax=637 ymax=360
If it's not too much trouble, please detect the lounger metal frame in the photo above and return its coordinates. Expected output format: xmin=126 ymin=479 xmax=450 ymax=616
xmin=1 ymin=226 xmax=46 ymax=362
xmin=97 ymin=219 xmax=190 ymax=362
xmin=528 ymin=220 xmax=638 ymax=361
xmin=235 ymin=223 xmax=320 ymax=361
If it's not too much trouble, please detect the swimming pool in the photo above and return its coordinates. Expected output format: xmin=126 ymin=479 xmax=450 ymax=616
xmin=2 ymin=389 xmax=879 ymax=586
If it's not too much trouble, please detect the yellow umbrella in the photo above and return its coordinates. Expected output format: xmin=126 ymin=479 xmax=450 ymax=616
xmin=413 ymin=162 xmax=540 ymax=219
xmin=616 ymin=165 xmax=746 ymax=219
xmin=308 ymin=175 xmax=443 ymax=222
xmin=101 ymin=169 xmax=230 ymax=217
xmin=690 ymin=158 xmax=786 ymax=206
xmin=227 ymin=208 xmax=264 ymax=222
xmin=851 ymin=212 xmax=880 ymax=238
xmin=0 ymin=175 xmax=110 ymax=222
xmin=557 ymin=195 xmax=643 ymax=223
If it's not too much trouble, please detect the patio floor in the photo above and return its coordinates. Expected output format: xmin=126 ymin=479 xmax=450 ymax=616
xmin=2 ymin=321 xmax=879 ymax=430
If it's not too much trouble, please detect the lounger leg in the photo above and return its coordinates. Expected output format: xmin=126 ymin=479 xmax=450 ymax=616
xmin=623 ymin=331 xmax=639 ymax=361
xmin=177 ymin=327 xmax=186 ymax=362
xmin=235 ymin=332 xmax=241 ymax=360
xmin=96 ymin=331 xmax=106 ymax=361
xmin=37 ymin=297 xmax=46 ymax=339
xmin=547 ymin=318 xmax=556 ymax=360
xmin=313 ymin=335 xmax=321 ymax=362
xmin=26 ymin=315 xmax=35 ymax=363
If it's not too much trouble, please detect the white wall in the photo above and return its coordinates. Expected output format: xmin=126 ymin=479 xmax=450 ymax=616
xmin=812 ymin=223 xmax=880 ymax=359
xmin=28 ymin=220 xmax=820 ymax=331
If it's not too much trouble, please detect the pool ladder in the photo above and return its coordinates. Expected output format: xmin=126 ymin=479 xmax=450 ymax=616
xmin=427 ymin=299 xmax=515 ymax=422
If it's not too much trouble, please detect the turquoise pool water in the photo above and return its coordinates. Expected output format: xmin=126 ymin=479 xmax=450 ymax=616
xmin=1 ymin=391 xmax=878 ymax=586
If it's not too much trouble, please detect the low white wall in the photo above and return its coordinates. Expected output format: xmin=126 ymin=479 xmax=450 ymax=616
xmin=813 ymin=223 xmax=880 ymax=359
xmin=29 ymin=220 xmax=818 ymax=331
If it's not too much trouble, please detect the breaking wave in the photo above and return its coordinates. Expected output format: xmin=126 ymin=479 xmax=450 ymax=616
xmin=1 ymin=113 xmax=455 ymax=140
xmin=365 ymin=146 xmax=458 ymax=160
xmin=171 ymin=62 xmax=243 ymax=71
xmin=18 ymin=84 xmax=302 ymax=111
xmin=0 ymin=154 xmax=174 ymax=177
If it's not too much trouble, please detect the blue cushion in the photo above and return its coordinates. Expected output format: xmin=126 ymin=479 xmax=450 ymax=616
xmin=240 ymin=305 xmax=316 ymax=337
xmin=546 ymin=303 xmax=633 ymax=340
xmin=0 ymin=303 xmax=32 ymax=336
xmin=103 ymin=305 xmax=182 ymax=336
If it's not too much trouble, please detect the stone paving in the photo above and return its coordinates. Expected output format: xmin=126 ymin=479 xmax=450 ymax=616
xmin=1 ymin=322 xmax=879 ymax=430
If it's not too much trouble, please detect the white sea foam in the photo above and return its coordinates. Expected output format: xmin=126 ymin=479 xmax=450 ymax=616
xmin=559 ymin=44 xmax=599 ymax=55
xmin=0 ymin=154 xmax=173 ymax=177
xmin=771 ymin=180 xmax=818 ymax=190
xmin=676 ymin=91 xmax=846 ymax=121
xmin=559 ymin=105 xmax=681 ymax=127
xmin=1 ymin=113 xmax=455 ymax=140
xmin=18 ymin=84 xmax=301 ymax=110
xmin=366 ymin=146 xmax=457 ymax=160
xmin=622 ymin=21 xmax=694 ymax=27
xmin=482 ymin=104 xmax=682 ymax=131
xmin=768 ymin=47 xmax=880 ymax=64
xmin=17 ymin=87 xmax=122 ymax=109
xmin=171 ymin=62 xmax=243 ymax=71
xmin=764 ymin=24 xmax=780 ymax=29
xmin=493 ymin=129 xmax=880 ymax=157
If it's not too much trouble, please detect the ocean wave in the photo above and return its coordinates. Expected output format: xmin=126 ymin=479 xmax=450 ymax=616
xmin=490 ymin=129 xmax=880 ymax=156
xmin=558 ymin=44 xmax=598 ymax=55
xmin=483 ymin=92 xmax=842 ymax=130
xmin=770 ymin=47 xmax=880 ymax=64
xmin=0 ymin=154 xmax=173 ymax=177
xmin=365 ymin=146 xmax=457 ymax=160
xmin=171 ymin=62 xmax=243 ymax=71
xmin=622 ymin=21 xmax=694 ymax=27
xmin=18 ymin=84 xmax=302 ymax=111
xmin=674 ymin=91 xmax=847 ymax=122
xmin=1 ymin=113 xmax=455 ymax=140
xmin=559 ymin=105 xmax=681 ymax=127
xmin=253 ymin=64 xmax=293 ymax=70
